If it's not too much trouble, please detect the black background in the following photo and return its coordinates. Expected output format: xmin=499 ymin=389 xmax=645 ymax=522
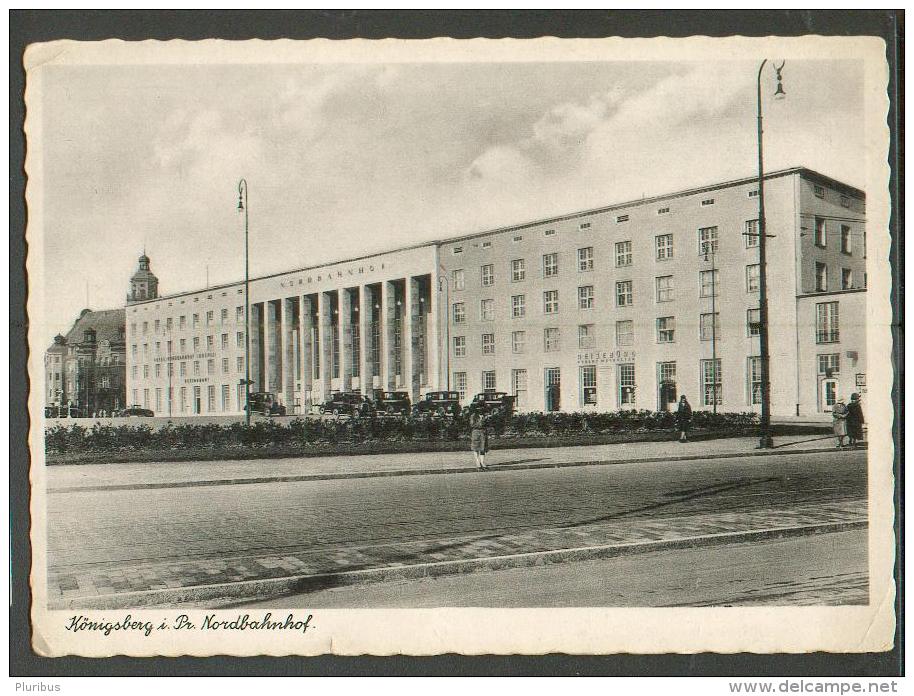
xmin=9 ymin=9 xmax=903 ymax=677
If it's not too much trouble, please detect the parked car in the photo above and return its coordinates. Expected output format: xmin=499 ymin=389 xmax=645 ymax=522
xmin=412 ymin=391 xmax=462 ymax=417
xmin=319 ymin=392 xmax=374 ymax=418
xmin=372 ymin=390 xmax=411 ymax=416
xmin=120 ymin=405 xmax=155 ymax=417
xmin=247 ymin=392 xmax=287 ymax=417
xmin=466 ymin=391 xmax=515 ymax=417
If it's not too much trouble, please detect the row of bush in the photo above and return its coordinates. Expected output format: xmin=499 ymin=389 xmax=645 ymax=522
xmin=44 ymin=410 xmax=759 ymax=454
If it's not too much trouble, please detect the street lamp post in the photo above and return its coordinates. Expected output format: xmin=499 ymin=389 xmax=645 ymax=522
xmin=238 ymin=179 xmax=252 ymax=427
xmin=755 ymin=59 xmax=785 ymax=449
xmin=437 ymin=274 xmax=450 ymax=391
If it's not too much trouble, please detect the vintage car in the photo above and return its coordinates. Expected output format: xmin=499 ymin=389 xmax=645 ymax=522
xmin=247 ymin=392 xmax=287 ymax=417
xmin=119 ymin=405 xmax=155 ymax=418
xmin=466 ymin=391 xmax=515 ymax=417
xmin=319 ymin=392 xmax=374 ymax=418
xmin=372 ymin=390 xmax=412 ymax=416
xmin=412 ymin=390 xmax=462 ymax=417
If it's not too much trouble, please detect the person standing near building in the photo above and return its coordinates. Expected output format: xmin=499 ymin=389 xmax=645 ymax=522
xmin=846 ymin=393 xmax=865 ymax=447
xmin=832 ymin=397 xmax=849 ymax=448
xmin=676 ymin=395 xmax=692 ymax=443
xmin=470 ymin=411 xmax=489 ymax=470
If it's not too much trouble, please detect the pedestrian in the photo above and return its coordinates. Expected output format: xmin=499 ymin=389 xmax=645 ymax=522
xmin=469 ymin=411 xmax=489 ymax=470
xmin=675 ymin=395 xmax=692 ymax=443
xmin=846 ymin=393 xmax=865 ymax=446
xmin=832 ymin=397 xmax=849 ymax=448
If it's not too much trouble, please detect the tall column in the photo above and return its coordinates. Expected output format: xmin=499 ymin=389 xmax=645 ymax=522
xmin=404 ymin=276 xmax=418 ymax=401
xmin=360 ymin=285 xmax=372 ymax=395
xmin=428 ymin=273 xmax=440 ymax=392
xmin=300 ymin=295 xmax=314 ymax=408
xmin=250 ymin=303 xmax=263 ymax=392
xmin=382 ymin=281 xmax=397 ymax=391
xmin=282 ymin=298 xmax=295 ymax=409
xmin=340 ymin=288 xmax=353 ymax=392
xmin=318 ymin=291 xmax=332 ymax=401
xmin=265 ymin=300 xmax=280 ymax=394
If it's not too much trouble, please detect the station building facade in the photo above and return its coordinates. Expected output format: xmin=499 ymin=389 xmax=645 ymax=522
xmin=124 ymin=166 xmax=867 ymax=419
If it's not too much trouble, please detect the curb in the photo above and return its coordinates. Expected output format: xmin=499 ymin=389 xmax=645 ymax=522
xmin=50 ymin=519 xmax=867 ymax=610
xmin=49 ymin=443 xmax=863 ymax=494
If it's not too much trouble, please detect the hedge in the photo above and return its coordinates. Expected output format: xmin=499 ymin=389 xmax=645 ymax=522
xmin=44 ymin=410 xmax=758 ymax=455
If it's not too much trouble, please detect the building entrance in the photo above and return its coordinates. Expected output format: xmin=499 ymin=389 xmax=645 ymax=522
xmin=820 ymin=378 xmax=838 ymax=412
xmin=545 ymin=368 xmax=561 ymax=412
xmin=659 ymin=381 xmax=677 ymax=411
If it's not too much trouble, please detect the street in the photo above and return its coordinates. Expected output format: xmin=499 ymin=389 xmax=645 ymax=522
xmin=45 ymin=446 xmax=867 ymax=608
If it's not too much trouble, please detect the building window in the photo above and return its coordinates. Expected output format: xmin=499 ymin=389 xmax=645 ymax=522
xmin=237 ymin=356 xmax=244 ymax=372
xmin=543 ymin=252 xmax=559 ymax=278
xmin=206 ymin=310 xmax=213 ymax=325
xmin=513 ymin=369 xmax=528 ymax=408
xmin=701 ymin=198 xmax=715 ymax=206
xmin=700 ymin=312 xmax=720 ymax=341
xmin=578 ymin=285 xmax=594 ymax=310
xmin=840 ymin=195 xmax=850 ymax=208
xmin=218 ymin=333 xmax=227 ymax=349
xmin=746 ymin=264 xmax=760 ymax=293
xmin=234 ymin=331 xmax=243 ymax=348
xmin=544 ymin=327 xmax=560 ymax=352
xmin=180 ymin=338 xmax=187 ymax=352
xmin=143 ymin=389 xmax=149 ymax=408
xmin=701 ymin=359 xmax=722 ymax=406
xmin=511 ymin=259 xmax=526 ymax=282
xmin=236 ymin=306 xmax=244 ymax=321
xmin=179 ymin=387 xmax=186 ymax=412
xmin=131 ymin=365 xmax=138 ymax=378
xmin=747 ymin=308 xmax=761 ymax=336
xmin=657 ymin=206 xmax=670 ymax=215
xmin=481 ymin=264 xmax=495 ymax=286
xmin=748 ymin=189 xmax=759 ymax=198
xmin=655 ymin=234 xmax=673 ymax=260
xmin=616 ymin=280 xmax=633 ymax=307
xmin=615 ymin=240 xmax=633 ymax=267
xmin=814 ymin=217 xmax=826 ymax=247
xmin=616 ymin=214 xmax=629 ymax=223
xmin=842 ymin=268 xmax=853 ymax=289
xmin=192 ymin=314 xmax=199 ymax=328
xmin=481 ymin=333 xmax=496 ymax=355
xmin=452 ymin=268 xmax=465 ymax=291
xmin=482 ymin=241 xmax=492 ymax=249
xmin=454 ymin=371 xmax=467 ymax=401
xmin=480 ymin=298 xmax=495 ymax=321
xmin=814 ymin=184 xmax=825 ymax=198
xmin=698 ymin=226 xmax=719 ymax=255
xmin=815 ymin=262 xmax=828 ymax=292
xmin=207 ymin=385 xmax=216 ymax=412
xmin=206 ymin=335 xmax=214 ymax=349
xmin=745 ymin=219 xmax=760 ymax=248
xmin=817 ymin=353 xmax=841 ymax=375
xmin=658 ymin=360 xmax=676 ymax=389
xmin=619 ymin=363 xmax=636 ymax=405
xmin=179 ymin=361 xmax=186 ymax=377
xmin=222 ymin=357 xmax=229 ymax=373
xmin=748 ymin=356 xmax=762 ymax=405
xmin=656 ymin=275 xmax=674 ymax=302
xmin=512 ymin=330 xmax=526 ymax=354
xmin=221 ymin=308 xmax=228 ymax=323
xmin=816 ymin=301 xmax=840 ymax=343
xmin=615 ymin=320 xmax=634 ymax=346
xmin=453 ymin=302 xmax=466 ymax=324
xmin=221 ymin=385 xmax=230 ymax=411
xmin=581 ymin=365 xmax=597 ymax=406
xmin=841 ymin=225 xmax=852 ymax=254
xmin=657 ymin=316 xmax=675 ymax=343
xmin=578 ymin=324 xmax=595 ymax=349
xmin=512 ymin=294 xmax=526 ymax=318
xmin=131 ymin=344 xmax=138 ymax=357
xmin=700 ymin=269 xmax=720 ymax=298
xmin=179 ymin=316 xmax=186 ymax=329
xmin=544 ymin=229 xmax=556 ymax=236
xmin=482 ymin=370 xmax=496 ymax=391
xmin=453 ymin=336 xmax=467 ymax=357
xmin=154 ymin=319 xmax=161 ymax=333
xmin=453 ymin=246 xmax=463 ymax=255
xmin=579 ymin=222 xmax=591 ymax=230
xmin=142 ymin=321 xmax=148 ymax=334
xmin=193 ymin=337 xmax=200 ymax=351
xmin=155 ymin=364 xmax=161 ymax=377
xmin=143 ymin=365 xmax=149 ymax=378
xmin=207 ymin=359 xmax=215 ymax=375
xmin=193 ymin=360 xmax=200 ymax=376
xmin=544 ymin=290 xmax=559 ymax=314
xmin=512 ymin=235 xmax=523 ymax=242
xmin=578 ymin=247 xmax=594 ymax=272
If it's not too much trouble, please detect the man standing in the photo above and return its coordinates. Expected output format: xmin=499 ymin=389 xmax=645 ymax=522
xmin=846 ymin=393 xmax=865 ymax=447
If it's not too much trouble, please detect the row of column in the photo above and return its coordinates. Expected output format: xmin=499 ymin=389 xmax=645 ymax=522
xmin=247 ymin=275 xmax=436 ymax=412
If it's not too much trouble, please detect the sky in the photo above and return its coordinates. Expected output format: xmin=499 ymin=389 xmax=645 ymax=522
xmin=37 ymin=58 xmax=865 ymax=346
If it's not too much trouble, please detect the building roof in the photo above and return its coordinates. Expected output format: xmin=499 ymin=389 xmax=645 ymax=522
xmin=49 ymin=308 xmax=125 ymax=352
xmin=128 ymin=166 xmax=865 ymax=306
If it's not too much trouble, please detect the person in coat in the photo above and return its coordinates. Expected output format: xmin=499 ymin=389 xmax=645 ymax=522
xmin=676 ymin=395 xmax=692 ymax=443
xmin=832 ymin=397 xmax=849 ymax=448
xmin=846 ymin=393 xmax=865 ymax=446
xmin=469 ymin=411 xmax=489 ymax=470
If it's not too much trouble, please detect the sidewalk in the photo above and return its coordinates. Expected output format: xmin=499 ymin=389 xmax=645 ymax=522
xmin=47 ymin=433 xmax=850 ymax=493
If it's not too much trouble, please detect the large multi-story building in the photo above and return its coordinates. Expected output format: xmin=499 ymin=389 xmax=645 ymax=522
xmin=124 ymin=167 xmax=867 ymax=419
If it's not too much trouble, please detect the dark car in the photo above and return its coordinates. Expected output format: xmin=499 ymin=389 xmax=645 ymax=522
xmin=373 ymin=390 xmax=411 ymax=416
xmin=247 ymin=392 xmax=287 ymax=417
xmin=320 ymin=392 xmax=374 ymax=418
xmin=121 ymin=405 xmax=155 ymax=417
xmin=466 ymin=391 xmax=515 ymax=417
xmin=412 ymin=391 xmax=462 ymax=417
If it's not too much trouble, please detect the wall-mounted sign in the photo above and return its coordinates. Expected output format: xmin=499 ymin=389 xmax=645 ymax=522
xmin=576 ymin=349 xmax=636 ymax=365
xmin=855 ymin=373 xmax=866 ymax=387
xmin=279 ymin=262 xmax=387 ymax=289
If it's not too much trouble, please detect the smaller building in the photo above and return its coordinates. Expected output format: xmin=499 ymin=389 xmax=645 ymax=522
xmin=44 ymin=308 xmax=127 ymax=416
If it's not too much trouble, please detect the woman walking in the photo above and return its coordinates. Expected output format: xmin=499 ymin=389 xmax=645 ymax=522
xmin=846 ymin=393 xmax=865 ymax=446
xmin=469 ymin=411 xmax=489 ymax=470
xmin=832 ymin=397 xmax=849 ymax=448
xmin=676 ymin=395 xmax=692 ymax=443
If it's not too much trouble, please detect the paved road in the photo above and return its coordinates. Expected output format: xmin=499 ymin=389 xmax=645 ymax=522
xmin=234 ymin=528 xmax=867 ymax=608
xmin=47 ymin=450 xmax=865 ymax=591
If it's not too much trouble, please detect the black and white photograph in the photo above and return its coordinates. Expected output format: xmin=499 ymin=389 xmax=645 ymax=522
xmin=24 ymin=35 xmax=895 ymax=657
